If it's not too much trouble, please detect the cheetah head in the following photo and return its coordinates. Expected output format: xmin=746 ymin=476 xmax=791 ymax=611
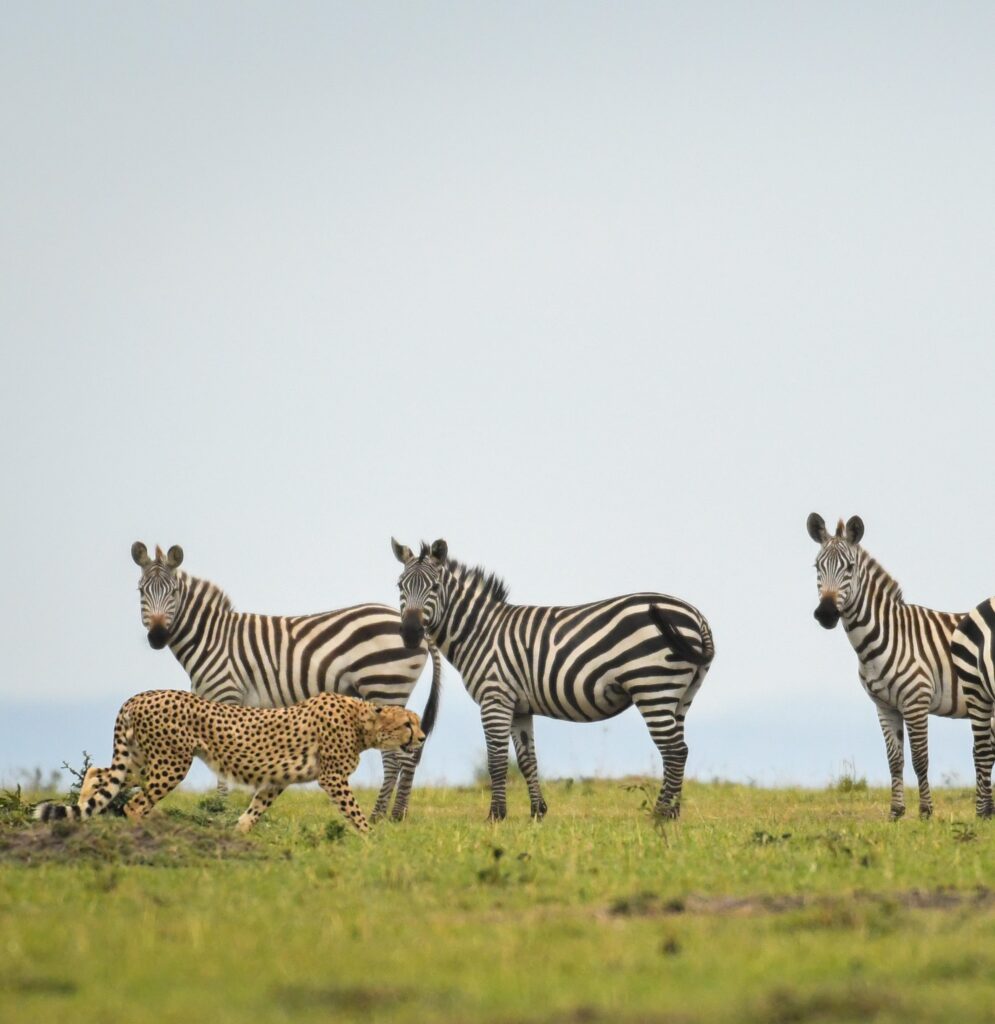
xmin=360 ymin=705 xmax=426 ymax=754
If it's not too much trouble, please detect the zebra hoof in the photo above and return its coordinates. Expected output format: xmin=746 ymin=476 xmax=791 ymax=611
xmin=919 ymin=805 xmax=933 ymax=821
xmin=530 ymin=801 xmax=547 ymax=820
xmin=655 ymin=805 xmax=681 ymax=821
xmin=889 ymin=805 xmax=906 ymax=821
xmin=487 ymin=805 xmax=507 ymax=822
xmin=976 ymin=806 xmax=993 ymax=820
xmin=389 ymin=808 xmax=408 ymax=823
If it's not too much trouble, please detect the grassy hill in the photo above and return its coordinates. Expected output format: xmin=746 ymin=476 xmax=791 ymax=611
xmin=2 ymin=779 xmax=995 ymax=1023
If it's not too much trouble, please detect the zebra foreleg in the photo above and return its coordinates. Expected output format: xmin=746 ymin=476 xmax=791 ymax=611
xmin=903 ymin=703 xmax=933 ymax=819
xmin=389 ymin=747 xmax=423 ymax=822
xmin=480 ymin=693 xmax=515 ymax=821
xmin=875 ymin=704 xmax=906 ymax=820
xmin=511 ymin=714 xmax=547 ymax=819
xmin=969 ymin=713 xmax=995 ymax=819
xmin=370 ymin=750 xmax=402 ymax=823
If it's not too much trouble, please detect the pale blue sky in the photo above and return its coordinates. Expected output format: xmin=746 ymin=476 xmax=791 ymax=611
xmin=2 ymin=4 xmax=994 ymax=792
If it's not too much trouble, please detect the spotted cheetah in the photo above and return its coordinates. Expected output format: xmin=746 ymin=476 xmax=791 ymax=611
xmin=34 ymin=690 xmax=424 ymax=834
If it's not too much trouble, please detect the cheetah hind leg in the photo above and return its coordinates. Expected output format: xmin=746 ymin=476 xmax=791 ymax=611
xmin=236 ymin=782 xmax=286 ymax=833
xmin=318 ymin=770 xmax=370 ymax=834
xmin=123 ymin=757 xmax=191 ymax=821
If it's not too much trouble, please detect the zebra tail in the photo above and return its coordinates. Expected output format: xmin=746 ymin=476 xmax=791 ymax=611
xmin=648 ymin=605 xmax=714 ymax=667
xmin=419 ymin=642 xmax=443 ymax=737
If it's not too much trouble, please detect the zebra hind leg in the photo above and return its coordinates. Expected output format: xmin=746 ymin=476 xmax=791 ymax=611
xmin=630 ymin=673 xmax=698 ymax=820
xmin=370 ymin=750 xmax=402 ymax=824
xmin=512 ymin=714 xmax=547 ymax=819
xmin=903 ymin=704 xmax=933 ymax=819
xmin=970 ymin=714 xmax=995 ymax=818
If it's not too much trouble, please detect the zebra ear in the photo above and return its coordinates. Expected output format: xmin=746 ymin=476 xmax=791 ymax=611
xmin=845 ymin=516 xmax=864 ymax=545
xmin=165 ymin=545 xmax=184 ymax=569
xmin=806 ymin=514 xmax=828 ymax=544
xmin=391 ymin=537 xmax=413 ymax=564
xmin=131 ymin=542 xmax=152 ymax=568
xmin=430 ymin=539 xmax=448 ymax=563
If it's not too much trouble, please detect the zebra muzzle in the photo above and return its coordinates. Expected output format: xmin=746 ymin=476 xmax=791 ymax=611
xmin=400 ymin=610 xmax=425 ymax=650
xmin=147 ymin=625 xmax=171 ymax=649
xmin=813 ymin=597 xmax=841 ymax=630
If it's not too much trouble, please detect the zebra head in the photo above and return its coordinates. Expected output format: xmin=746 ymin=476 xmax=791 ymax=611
xmin=806 ymin=513 xmax=864 ymax=629
xmin=392 ymin=537 xmax=449 ymax=650
xmin=132 ymin=541 xmax=185 ymax=649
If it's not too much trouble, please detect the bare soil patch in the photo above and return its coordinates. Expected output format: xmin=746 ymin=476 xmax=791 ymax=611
xmin=0 ymin=815 xmax=259 ymax=866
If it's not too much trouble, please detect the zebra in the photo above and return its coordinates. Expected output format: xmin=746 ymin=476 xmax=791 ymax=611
xmin=131 ymin=541 xmax=441 ymax=822
xmin=391 ymin=538 xmax=714 ymax=821
xmin=949 ymin=601 xmax=995 ymax=817
xmin=807 ymin=513 xmax=970 ymax=819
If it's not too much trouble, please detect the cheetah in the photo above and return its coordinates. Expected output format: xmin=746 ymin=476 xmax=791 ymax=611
xmin=34 ymin=690 xmax=424 ymax=834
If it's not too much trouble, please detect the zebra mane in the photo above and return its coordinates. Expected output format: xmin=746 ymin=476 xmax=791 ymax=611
xmin=179 ymin=571 xmax=235 ymax=613
xmin=418 ymin=543 xmax=509 ymax=603
xmin=861 ymin=550 xmax=904 ymax=604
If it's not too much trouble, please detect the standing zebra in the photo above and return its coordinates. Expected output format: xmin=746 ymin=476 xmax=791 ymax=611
xmin=949 ymin=601 xmax=995 ymax=817
xmin=807 ymin=513 xmax=969 ymax=819
xmin=131 ymin=542 xmax=441 ymax=822
xmin=391 ymin=538 xmax=714 ymax=820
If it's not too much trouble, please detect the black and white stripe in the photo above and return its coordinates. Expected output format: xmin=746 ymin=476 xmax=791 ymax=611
xmin=392 ymin=538 xmax=714 ymax=820
xmin=807 ymin=514 xmax=968 ymax=819
xmin=949 ymin=600 xmax=995 ymax=817
xmin=131 ymin=541 xmax=440 ymax=821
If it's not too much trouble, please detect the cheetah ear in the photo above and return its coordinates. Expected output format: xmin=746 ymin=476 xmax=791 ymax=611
xmin=430 ymin=539 xmax=448 ymax=563
xmin=392 ymin=537 xmax=413 ymax=564
xmin=131 ymin=541 xmax=152 ymax=568
xmin=165 ymin=545 xmax=184 ymax=570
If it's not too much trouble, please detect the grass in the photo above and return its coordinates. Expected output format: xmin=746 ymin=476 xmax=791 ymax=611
xmin=2 ymin=779 xmax=995 ymax=1023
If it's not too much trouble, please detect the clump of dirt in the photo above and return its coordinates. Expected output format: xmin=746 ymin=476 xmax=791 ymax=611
xmin=0 ymin=813 xmax=261 ymax=867
xmin=607 ymin=886 xmax=995 ymax=918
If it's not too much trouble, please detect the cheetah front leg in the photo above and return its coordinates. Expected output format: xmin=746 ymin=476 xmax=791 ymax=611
xmin=318 ymin=770 xmax=370 ymax=834
xmin=236 ymin=782 xmax=286 ymax=833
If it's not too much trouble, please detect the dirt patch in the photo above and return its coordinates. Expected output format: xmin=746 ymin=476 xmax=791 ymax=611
xmin=273 ymin=985 xmax=414 ymax=1014
xmin=607 ymin=886 xmax=995 ymax=918
xmin=0 ymin=815 xmax=261 ymax=867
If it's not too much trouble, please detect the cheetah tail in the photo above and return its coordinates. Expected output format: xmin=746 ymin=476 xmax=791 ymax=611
xmin=34 ymin=709 xmax=135 ymax=823
xmin=419 ymin=641 xmax=443 ymax=737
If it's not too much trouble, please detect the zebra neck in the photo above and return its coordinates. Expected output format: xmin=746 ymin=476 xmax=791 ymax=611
xmin=166 ymin=574 xmax=235 ymax=689
xmin=433 ymin=578 xmax=507 ymax=676
xmin=840 ymin=552 xmax=905 ymax=655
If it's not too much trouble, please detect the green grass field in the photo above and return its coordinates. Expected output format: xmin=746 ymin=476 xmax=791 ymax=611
xmin=3 ymin=779 xmax=995 ymax=1024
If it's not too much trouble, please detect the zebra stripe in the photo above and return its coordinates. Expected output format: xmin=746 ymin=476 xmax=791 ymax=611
xmin=392 ymin=538 xmax=714 ymax=820
xmin=807 ymin=513 xmax=968 ymax=819
xmin=949 ymin=599 xmax=995 ymax=818
xmin=131 ymin=541 xmax=441 ymax=822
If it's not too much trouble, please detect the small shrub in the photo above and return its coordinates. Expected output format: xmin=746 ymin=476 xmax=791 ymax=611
xmin=0 ymin=786 xmax=33 ymax=827
xmin=833 ymin=759 xmax=868 ymax=793
xmin=198 ymin=794 xmax=228 ymax=815
xmin=324 ymin=820 xmax=347 ymax=843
